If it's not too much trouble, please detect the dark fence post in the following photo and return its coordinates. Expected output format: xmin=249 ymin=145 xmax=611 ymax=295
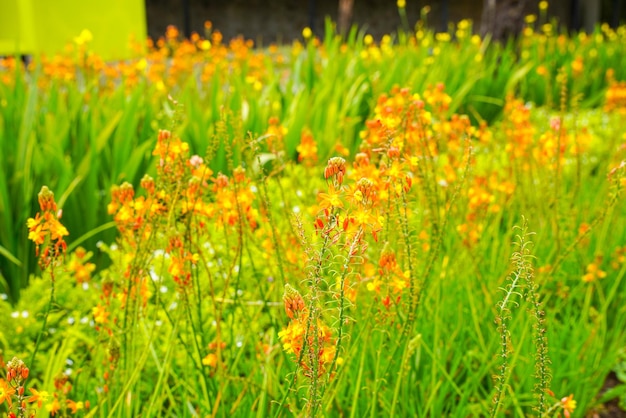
xmin=308 ymin=0 xmax=316 ymax=32
xmin=441 ymin=0 xmax=449 ymax=32
xmin=571 ymin=0 xmax=581 ymax=31
xmin=612 ymin=0 xmax=622 ymax=28
xmin=183 ymin=0 xmax=191 ymax=37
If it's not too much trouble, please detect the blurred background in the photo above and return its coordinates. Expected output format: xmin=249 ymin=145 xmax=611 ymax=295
xmin=147 ymin=0 xmax=625 ymax=42
xmin=1 ymin=0 xmax=625 ymax=60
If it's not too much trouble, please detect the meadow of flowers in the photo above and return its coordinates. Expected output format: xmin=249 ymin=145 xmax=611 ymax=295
xmin=1 ymin=5 xmax=626 ymax=417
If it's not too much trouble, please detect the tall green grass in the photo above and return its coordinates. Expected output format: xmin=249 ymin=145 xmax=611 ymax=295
xmin=1 ymin=16 xmax=626 ymax=301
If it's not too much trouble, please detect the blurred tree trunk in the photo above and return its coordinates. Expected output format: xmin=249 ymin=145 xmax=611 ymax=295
xmin=583 ymin=0 xmax=600 ymax=33
xmin=480 ymin=0 xmax=529 ymax=40
xmin=480 ymin=0 xmax=496 ymax=36
xmin=338 ymin=0 xmax=354 ymax=36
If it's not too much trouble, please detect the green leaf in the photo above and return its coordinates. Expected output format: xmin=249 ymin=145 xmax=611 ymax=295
xmin=0 ymin=244 xmax=22 ymax=267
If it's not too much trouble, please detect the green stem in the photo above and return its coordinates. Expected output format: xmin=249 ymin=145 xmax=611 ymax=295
xmin=30 ymin=268 xmax=55 ymax=366
xmin=183 ymin=288 xmax=213 ymax=412
xmin=327 ymin=228 xmax=362 ymax=381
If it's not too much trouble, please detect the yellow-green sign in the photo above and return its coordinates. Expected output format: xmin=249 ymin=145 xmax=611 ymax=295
xmin=0 ymin=0 xmax=146 ymax=60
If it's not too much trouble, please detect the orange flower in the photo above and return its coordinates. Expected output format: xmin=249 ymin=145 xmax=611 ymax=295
xmin=27 ymin=186 xmax=68 ymax=262
xmin=67 ymin=247 xmax=96 ymax=284
xmin=202 ymin=353 xmax=218 ymax=368
xmin=318 ymin=184 xmax=344 ymax=210
xmin=28 ymin=387 xmax=50 ymax=408
xmin=0 ymin=378 xmax=15 ymax=408
xmin=46 ymin=397 xmax=61 ymax=416
xmin=67 ymin=399 xmax=85 ymax=414
xmin=560 ymin=394 xmax=577 ymax=417
xmin=297 ymin=130 xmax=318 ymax=166
xmin=48 ymin=217 xmax=69 ymax=241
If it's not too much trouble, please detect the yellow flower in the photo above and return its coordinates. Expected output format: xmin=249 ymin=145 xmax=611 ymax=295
xmin=302 ymin=27 xmax=312 ymax=39
xmin=27 ymin=217 xmax=46 ymax=245
xmin=202 ymin=353 xmax=218 ymax=367
xmin=74 ymin=29 xmax=93 ymax=46
xmin=582 ymin=262 xmax=606 ymax=282
xmin=46 ymin=398 xmax=61 ymax=415
xmin=560 ymin=394 xmax=576 ymax=417
xmin=200 ymin=40 xmax=211 ymax=51
xmin=92 ymin=304 xmax=109 ymax=324
xmin=26 ymin=214 xmax=41 ymax=229
xmin=397 ymin=0 xmax=406 ymax=9
xmin=278 ymin=320 xmax=305 ymax=354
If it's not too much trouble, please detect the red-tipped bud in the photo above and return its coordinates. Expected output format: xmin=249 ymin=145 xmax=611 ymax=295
xmin=283 ymin=284 xmax=306 ymax=319
xmin=387 ymin=146 xmax=400 ymax=159
xmin=158 ymin=129 xmax=171 ymax=141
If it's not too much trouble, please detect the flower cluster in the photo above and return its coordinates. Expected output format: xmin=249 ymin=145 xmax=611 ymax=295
xmin=66 ymin=247 xmax=96 ymax=285
xmin=28 ymin=373 xmax=89 ymax=416
xmin=457 ymin=174 xmax=515 ymax=246
xmin=503 ymin=96 xmax=536 ymax=161
xmin=605 ymin=80 xmax=626 ymax=114
xmin=582 ymin=259 xmax=607 ymax=283
xmin=611 ymin=246 xmax=626 ymax=270
xmin=264 ymin=117 xmax=288 ymax=153
xmin=211 ymin=167 xmax=258 ymax=230
xmin=0 ymin=357 xmax=28 ymax=416
xmin=26 ymin=186 xmax=69 ymax=269
xmin=107 ymin=180 xmax=163 ymax=245
xmin=533 ymin=118 xmax=568 ymax=168
xmin=367 ymin=243 xmax=410 ymax=308
xmin=202 ymin=340 xmax=226 ymax=371
xmin=166 ymin=236 xmax=199 ymax=288
xmin=278 ymin=285 xmax=338 ymax=377
xmin=297 ymin=129 xmax=319 ymax=167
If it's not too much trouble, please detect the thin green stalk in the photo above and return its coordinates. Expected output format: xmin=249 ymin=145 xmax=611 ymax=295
xmin=398 ymin=188 xmax=416 ymax=334
xmin=30 ymin=273 xmax=55 ymax=366
xmin=490 ymin=220 xmax=534 ymax=417
xmin=273 ymin=213 xmax=332 ymax=417
xmin=327 ymin=227 xmax=362 ymax=380
xmin=550 ymin=167 xmax=623 ymax=274
xmin=144 ymin=315 xmax=180 ymax=416
xmin=258 ymin=164 xmax=287 ymax=285
xmin=368 ymin=337 xmax=385 ymax=418
xmin=183 ymin=288 xmax=213 ymax=412
xmin=553 ymin=68 xmax=567 ymax=255
xmin=389 ymin=335 xmax=422 ymax=417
